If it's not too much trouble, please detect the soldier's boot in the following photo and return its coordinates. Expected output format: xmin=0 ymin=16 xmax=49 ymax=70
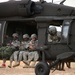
xmin=29 ymin=61 xmax=36 ymax=68
xmin=23 ymin=60 xmax=30 ymax=65
xmin=13 ymin=61 xmax=20 ymax=67
xmin=8 ymin=63 xmax=12 ymax=68
xmin=23 ymin=60 xmax=30 ymax=68
xmin=23 ymin=64 xmax=29 ymax=68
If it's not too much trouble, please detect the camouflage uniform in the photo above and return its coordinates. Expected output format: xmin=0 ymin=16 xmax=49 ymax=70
xmin=19 ymin=40 xmax=29 ymax=61
xmin=13 ymin=34 xmax=30 ymax=67
xmin=28 ymin=40 xmax=39 ymax=61
xmin=48 ymin=27 xmax=61 ymax=43
xmin=8 ymin=33 xmax=20 ymax=68
xmin=23 ymin=34 xmax=39 ymax=68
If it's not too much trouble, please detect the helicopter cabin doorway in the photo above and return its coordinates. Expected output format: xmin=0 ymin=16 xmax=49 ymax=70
xmin=4 ymin=21 xmax=37 ymax=41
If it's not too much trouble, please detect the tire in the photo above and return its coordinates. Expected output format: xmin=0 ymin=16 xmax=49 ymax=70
xmin=35 ymin=62 xmax=50 ymax=75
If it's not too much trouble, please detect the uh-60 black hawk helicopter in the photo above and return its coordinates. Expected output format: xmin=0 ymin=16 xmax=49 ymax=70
xmin=0 ymin=0 xmax=75 ymax=75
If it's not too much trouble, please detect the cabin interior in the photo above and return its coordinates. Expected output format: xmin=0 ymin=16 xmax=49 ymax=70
xmin=5 ymin=21 xmax=37 ymax=40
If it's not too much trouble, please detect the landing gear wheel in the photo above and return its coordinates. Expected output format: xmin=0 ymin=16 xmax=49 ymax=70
xmin=35 ymin=62 xmax=50 ymax=75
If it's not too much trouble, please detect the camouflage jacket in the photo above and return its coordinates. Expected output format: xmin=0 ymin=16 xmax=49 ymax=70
xmin=19 ymin=40 xmax=30 ymax=50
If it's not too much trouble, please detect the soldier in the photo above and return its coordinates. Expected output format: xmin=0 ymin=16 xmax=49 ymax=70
xmin=8 ymin=33 xmax=20 ymax=68
xmin=23 ymin=34 xmax=39 ymax=68
xmin=48 ymin=26 xmax=61 ymax=43
xmin=13 ymin=34 xmax=30 ymax=67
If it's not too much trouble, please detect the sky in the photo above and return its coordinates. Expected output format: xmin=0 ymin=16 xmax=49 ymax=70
xmin=0 ymin=0 xmax=75 ymax=7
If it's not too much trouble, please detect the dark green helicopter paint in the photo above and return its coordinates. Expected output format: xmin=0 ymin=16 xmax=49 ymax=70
xmin=0 ymin=0 xmax=75 ymax=75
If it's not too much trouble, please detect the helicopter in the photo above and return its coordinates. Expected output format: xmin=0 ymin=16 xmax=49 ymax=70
xmin=0 ymin=0 xmax=75 ymax=75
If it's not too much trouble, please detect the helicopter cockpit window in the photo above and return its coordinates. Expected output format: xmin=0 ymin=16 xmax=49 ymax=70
xmin=48 ymin=25 xmax=62 ymax=43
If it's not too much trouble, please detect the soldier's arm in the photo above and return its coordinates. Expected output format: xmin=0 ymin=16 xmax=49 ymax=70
xmin=48 ymin=34 xmax=53 ymax=42
xmin=29 ymin=41 xmax=36 ymax=50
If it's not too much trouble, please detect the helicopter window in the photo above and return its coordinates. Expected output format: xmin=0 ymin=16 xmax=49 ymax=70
xmin=62 ymin=20 xmax=71 ymax=42
xmin=48 ymin=25 xmax=61 ymax=43
xmin=62 ymin=26 xmax=69 ymax=39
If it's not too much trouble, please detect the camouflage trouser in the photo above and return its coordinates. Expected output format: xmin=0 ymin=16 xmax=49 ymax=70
xmin=18 ymin=51 xmax=24 ymax=61
xmin=22 ymin=51 xmax=29 ymax=61
xmin=18 ymin=51 xmax=29 ymax=62
xmin=9 ymin=51 xmax=19 ymax=62
xmin=18 ymin=51 xmax=39 ymax=62
xmin=28 ymin=51 xmax=39 ymax=61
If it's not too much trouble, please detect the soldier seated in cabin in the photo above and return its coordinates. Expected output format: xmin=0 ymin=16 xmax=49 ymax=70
xmin=12 ymin=33 xmax=39 ymax=68
xmin=8 ymin=33 xmax=20 ymax=68
xmin=23 ymin=34 xmax=39 ymax=68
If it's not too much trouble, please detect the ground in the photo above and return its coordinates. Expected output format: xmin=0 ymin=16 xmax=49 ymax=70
xmin=0 ymin=60 xmax=75 ymax=75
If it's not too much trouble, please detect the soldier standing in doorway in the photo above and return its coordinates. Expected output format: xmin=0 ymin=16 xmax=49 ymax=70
xmin=48 ymin=26 xmax=61 ymax=43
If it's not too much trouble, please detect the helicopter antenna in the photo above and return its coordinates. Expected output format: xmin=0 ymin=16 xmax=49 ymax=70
xmin=60 ymin=0 xmax=66 ymax=4
xmin=52 ymin=0 xmax=53 ymax=3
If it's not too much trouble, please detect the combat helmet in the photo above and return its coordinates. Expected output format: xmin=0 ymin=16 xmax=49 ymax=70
xmin=23 ymin=34 xmax=29 ymax=39
xmin=31 ymin=34 xmax=37 ymax=39
xmin=48 ymin=27 xmax=57 ymax=35
xmin=12 ymin=33 xmax=18 ymax=37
